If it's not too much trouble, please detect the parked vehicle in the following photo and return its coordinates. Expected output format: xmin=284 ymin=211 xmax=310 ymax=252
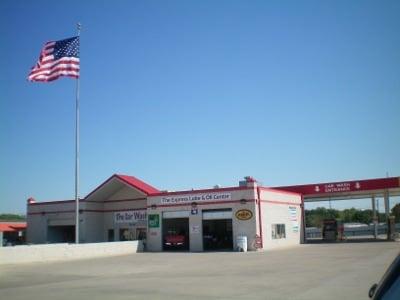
xmin=369 ymin=253 xmax=400 ymax=299
xmin=164 ymin=231 xmax=185 ymax=247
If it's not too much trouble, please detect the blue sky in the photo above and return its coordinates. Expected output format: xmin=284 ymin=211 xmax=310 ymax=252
xmin=1 ymin=0 xmax=399 ymax=213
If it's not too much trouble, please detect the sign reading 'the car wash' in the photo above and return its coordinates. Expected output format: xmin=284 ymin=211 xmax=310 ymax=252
xmin=115 ymin=210 xmax=147 ymax=224
xmin=161 ymin=192 xmax=231 ymax=204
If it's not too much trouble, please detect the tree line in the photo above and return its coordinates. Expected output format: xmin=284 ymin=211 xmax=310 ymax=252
xmin=0 ymin=214 xmax=26 ymax=221
xmin=306 ymin=203 xmax=400 ymax=228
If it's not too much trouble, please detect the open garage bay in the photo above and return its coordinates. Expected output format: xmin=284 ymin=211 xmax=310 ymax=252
xmin=0 ymin=241 xmax=399 ymax=300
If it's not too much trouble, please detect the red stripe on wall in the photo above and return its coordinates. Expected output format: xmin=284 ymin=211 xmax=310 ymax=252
xmin=151 ymin=186 xmax=253 ymax=197
xmin=301 ymin=195 xmax=306 ymax=244
xmin=28 ymin=210 xmax=76 ymax=215
xmin=28 ymin=199 xmax=299 ymax=215
xmin=86 ymin=208 xmax=146 ymax=213
xmin=29 ymin=200 xmax=77 ymax=206
xmin=27 ymin=207 xmax=146 ymax=215
xmin=147 ymin=199 xmax=256 ymax=209
xmin=103 ymin=198 xmax=147 ymax=203
xmin=258 ymin=187 xmax=302 ymax=196
xmin=28 ymin=197 xmax=147 ymax=206
xmin=257 ymin=187 xmax=264 ymax=248
xmin=260 ymin=200 xmax=301 ymax=206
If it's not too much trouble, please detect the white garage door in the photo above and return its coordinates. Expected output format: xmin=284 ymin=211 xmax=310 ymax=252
xmin=202 ymin=209 xmax=232 ymax=220
xmin=163 ymin=211 xmax=190 ymax=219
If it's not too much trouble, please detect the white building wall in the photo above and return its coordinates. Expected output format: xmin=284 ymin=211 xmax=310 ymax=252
xmin=26 ymin=178 xmax=304 ymax=250
xmin=26 ymin=214 xmax=48 ymax=244
xmin=27 ymin=201 xmax=82 ymax=243
xmin=108 ymin=185 xmax=146 ymax=200
xmin=233 ymin=202 xmax=258 ymax=251
xmin=82 ymin=212 xmax=104 ymax=243
xmin=100 ymin=186 xmax=147 ymax=242
xmin=146 ymin=187 xmax=258 ymax=252
xmin=27 ymin=184 xmax=148 ymax=244
xmin=258 ymin=188 xmax=302 ymax=250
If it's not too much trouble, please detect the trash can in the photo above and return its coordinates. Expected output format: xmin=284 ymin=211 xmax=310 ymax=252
xmin=236 ymin=235 xmax=247 ymax=252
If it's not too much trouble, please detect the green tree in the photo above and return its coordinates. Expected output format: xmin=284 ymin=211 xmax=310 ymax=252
xmin=306 ymin=207 xmax=376 ymax=227
xmin=391 ymin=203 xmax=400 ymax=223
xmin=353 ymin=209 xmax=372 ymax=224
xmin=305 ymin=207 xmax=339 ymax=227
xmin=0 ymin=214 xmax=26 ymax=221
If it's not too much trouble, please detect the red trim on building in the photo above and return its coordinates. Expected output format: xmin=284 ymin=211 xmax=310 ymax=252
xmin=258 ymin=186 xmax=302 ymax=196
xmin=300 ymin=195 xmax=306 ymax=244
xmin=28 ymin=200 xmax=77 ymax=206
xmin=85 ymin=208 xmax=145 ymax=213
xmin=85 ymin=174 xmax=159 ymax=200
xmin=29 ymin=197 xmax=147 ymax=206
xmin=27 ymin=207 xmax=146 ymax=215
xmin=147 ymin=199 xmax=256 ymax=209
xmin=152 ymin=186 xmax=252 ymax=197
xmin=115 ymin=174 xmax=160 ymax=195
xmin=256 ymin=187 xmax=263 ymax=249
xmin=84 ymin=175 xmax=115 ymax=199
xmin=103 ymin=198 xmax=147 ymax=203
xmin=260 ymin=200 xmax=301 ymax=206
xmin=27 ymin=210 xmax=76 ymax=215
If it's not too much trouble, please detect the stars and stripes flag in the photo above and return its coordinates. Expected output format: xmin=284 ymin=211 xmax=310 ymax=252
xmin=28 ymin=36 xmax=80 ymax=82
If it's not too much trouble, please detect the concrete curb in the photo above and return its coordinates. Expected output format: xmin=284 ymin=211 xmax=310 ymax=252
xmin=0 ymin=241 xmax=143 ymax=265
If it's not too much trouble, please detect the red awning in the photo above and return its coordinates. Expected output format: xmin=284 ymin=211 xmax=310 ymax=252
xmin=0 ymin=222 xmax=26 ymax=232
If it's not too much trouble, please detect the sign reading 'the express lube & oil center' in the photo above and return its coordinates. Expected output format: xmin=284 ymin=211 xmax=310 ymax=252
xmin=161 ymin=192 xmax=231 ymax=204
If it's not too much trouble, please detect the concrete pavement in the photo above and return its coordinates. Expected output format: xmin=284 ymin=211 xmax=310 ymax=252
xmin=0 ymin=241 xmax=398 ymax=299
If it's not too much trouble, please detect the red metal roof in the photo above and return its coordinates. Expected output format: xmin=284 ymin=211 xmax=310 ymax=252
xmin=84 ymin=174 xmax=160 ymax=199
xmin=115 ymin=174 xmax=160 ymax=195
xmin=0 ymin=222 xmax=26 ymax=232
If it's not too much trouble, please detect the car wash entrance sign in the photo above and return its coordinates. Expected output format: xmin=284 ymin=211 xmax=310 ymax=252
xmin=115 ymin=210 xmax=147 ymax=224
xmin=275 ymin=177 xmax=400 ymax=196
xmin=161 ymin=192 xmax=231 ymax=204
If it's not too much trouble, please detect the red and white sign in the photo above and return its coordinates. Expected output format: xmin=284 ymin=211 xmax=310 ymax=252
xmin=275 ymin=177 xmax=400 ymax=196
xmin=314 ymin=182 xmax=358 ymax=193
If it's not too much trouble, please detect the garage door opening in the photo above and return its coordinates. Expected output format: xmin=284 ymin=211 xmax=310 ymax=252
xmin=162 ymin=211 xmax=189 ymax=251
xmin=202 ymin=209 xmax=233 ymax=251
xmin=47 ymin=225 xmax=75 ymax=243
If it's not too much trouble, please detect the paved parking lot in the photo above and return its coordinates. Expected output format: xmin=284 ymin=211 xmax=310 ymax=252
xmin=0 ymin=241 xmax=398 ymax=300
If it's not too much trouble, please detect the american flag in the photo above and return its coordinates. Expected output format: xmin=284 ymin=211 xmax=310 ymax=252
xmin=28 ymin=36 xmax=80 ymax=82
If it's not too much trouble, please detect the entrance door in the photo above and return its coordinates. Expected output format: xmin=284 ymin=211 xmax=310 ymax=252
xmin=202 ymin=209 xmax=233 ymax=251
xmin=162 ymin=211 xmax=190 ymax=251
xmin=108 ymin=229 xmax=114 ymax=241
xmin=47 ymin=225 xmax=75 ymax=243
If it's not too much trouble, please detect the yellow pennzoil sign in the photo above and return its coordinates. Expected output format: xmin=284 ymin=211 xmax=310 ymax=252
xmin=235 ymin=209 xmax=253 ymax=220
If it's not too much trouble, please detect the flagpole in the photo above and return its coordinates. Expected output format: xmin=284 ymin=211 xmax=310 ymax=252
xmin=75 ymin=22 xmax=81 ymax=244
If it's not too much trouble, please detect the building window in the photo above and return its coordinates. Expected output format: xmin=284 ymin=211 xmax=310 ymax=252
xmin=119 ymin=228 xmax=134 ymax=241
xmin=136 ymin=228 xmax=146 ymax=240
xmin=272 ymin=224 xmax=286 ymax=239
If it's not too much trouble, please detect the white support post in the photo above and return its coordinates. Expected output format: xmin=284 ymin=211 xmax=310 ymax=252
xmin=384 ymin=191 xmax=390 ymax=240
xmin=74 ymin=22 xmax=81 ymax=244
xmin=372 ymin=196 xmax=377 ymax=239
xmin=384 ymin=191 xmax=390 ymax=218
